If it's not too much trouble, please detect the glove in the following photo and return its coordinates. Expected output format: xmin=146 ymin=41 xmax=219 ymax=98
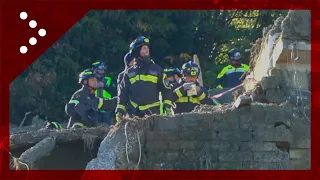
xmin=116 ymin=112 xmax=124 ymax=124
xmin=164 ymin=107 xmax=174 ymax=116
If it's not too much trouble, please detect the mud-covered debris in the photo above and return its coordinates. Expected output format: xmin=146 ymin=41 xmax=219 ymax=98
xmin=233 ymin=95 xmax=252 ymax=108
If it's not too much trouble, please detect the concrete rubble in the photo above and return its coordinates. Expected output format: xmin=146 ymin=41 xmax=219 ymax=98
xmin=9 ymin=10 xmax=310 ymax=171
xmin=86 ymin=102 xmax=309 ymax=170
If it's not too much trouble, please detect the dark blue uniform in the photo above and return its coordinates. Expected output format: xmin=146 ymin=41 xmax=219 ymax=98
xmin=215 ymin=64 xmax=249 ymax=89
xmin=116 ymin=63 xmax=173 ymax=117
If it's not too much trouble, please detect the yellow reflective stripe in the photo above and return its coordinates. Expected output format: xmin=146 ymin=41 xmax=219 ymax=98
xmin=130 ymin=100 xmax=161 ymax=111
xmin=176 ymin=97 xmax=188 ymax=103
xmin=189 ymin=97 xmax=200 ymax=104
xmin=217 ymin=65 xmax=233 ymax=79
xmin=102 ymin=90 xmax=112 ymax=99
xmin=216 ymin=85 xmax=223 ymax=89
xmin=164 ymin=100 xmax=173 ymax=106
xmin=164 ymin=68 xmax=175 ymax=72
xmin=117 ymin=104 xmax=127 ymax=112
xmin=225 ymin=68 xmax=247 ymax=75
xmin=175 ymin=89 xmax=183 ymax=98
xmin=74 ymin=122 xmax=85 ymax=127
xmin=129 ymin=75 xmax=158 ymax=84
xmin=51 ymin=122 xmax=61 ymax=129
xmin=130 ymin=100 xmax=138 ymax=108
xmin=241 ymin=64 xmax=250 ymax=71
xmin=95 ymin=89 xmax=112 ymax=99
xmin=129 ymin=76 xmax=139 ymax=84
xmin=84 ymin=71 xmax=93 ymax=75
xmin=176 ymin=97 xmax=201 ymax=104
xmin=98 ymin=98 xmax=103 ymax=109
xmin=160 ymin=103 xmax=164 ymax=114
xmin=69 ymin=100 xmax=80 ymax=105
xmin=163 ymin=73 xmax=171 ymax=89
xmin=139 ymin=101 xmax=161 ymax=111
xmin=92 ymin=62 xmax=100 ymax=65
xmin=104 ymin=76 xmax=112 ymax=86
xmin=198 ymin=92 xmax=206 ymax=101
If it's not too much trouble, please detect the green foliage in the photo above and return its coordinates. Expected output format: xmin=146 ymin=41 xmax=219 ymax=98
xmin=10 ymin=10 xmax=287 ymax=124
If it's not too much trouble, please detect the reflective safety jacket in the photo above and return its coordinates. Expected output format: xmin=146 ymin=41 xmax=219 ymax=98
xmin=116 ymin=63 xmax=173 ymax=116
xmin=215 ymin=64 xmax=249 ymax=89
xmin=68 ymin=86 xmax=116 ymax=111
xmin=172 ymin=81 xmax=214 ymax=114
xmin=95 ymin=75 xmax=117 ymax=99
xmin=66 ymin=86 xmax=117 ymax=127
xmin=116 ymin=70 xmax=135 ymax=115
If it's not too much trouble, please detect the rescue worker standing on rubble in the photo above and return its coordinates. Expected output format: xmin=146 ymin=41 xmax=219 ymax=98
xmin=215 ymin=48 xmax=249 ymax=89
xmin=171 ymin=61 xmax=215 ymax=114
xmin=92 ymin=61 xmax=117 ymax=126
xmin=65 ymin=69 xmax=117 ymax=129
xmin=115 ymin=36 xmax=173 ymax=122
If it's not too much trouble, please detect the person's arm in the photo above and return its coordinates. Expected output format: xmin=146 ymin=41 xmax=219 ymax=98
xmin=158 ymin=69 xmax=173 ymax=115
xmin=115 ymin=73 xmax=130 ymax=115
xmin=172 ymin=84 xmax=187 ymax=102
xmin=196 ymin=87 xmax=222 ymax=106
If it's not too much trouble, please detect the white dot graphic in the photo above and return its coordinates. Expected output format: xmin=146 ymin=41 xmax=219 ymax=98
xmin=29 ymin=37 xmax=37 ymax=45
xmin=20 ymin=46 xmax=28 ymax=54
xmin=20 ymin=12 xmax=28 ymax=20
xmin=29 ymin=20 xmax=37 ymax=28
xmin=38 ymin=29 xmax=46 ymax=37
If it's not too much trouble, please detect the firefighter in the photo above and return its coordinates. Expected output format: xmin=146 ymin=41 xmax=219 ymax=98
xmin=172 ymin=61 xmax=216 ymax=114
xmin=164 ymin=67 xmax=182 ymax=88
xmin=92 ymin=60 xmax=117 ymax=126
xmin=215 ymin=48 xmax=249 ymax=89
xmin=45 ymin=121 xmax=62 ymax=130
xmin=116 ymin=52 xmax=136 ymax=117
xmin=65 ymin=69 xmax=117 ymax=129
xmin=115 ymin=36 xmax=173 ymax=123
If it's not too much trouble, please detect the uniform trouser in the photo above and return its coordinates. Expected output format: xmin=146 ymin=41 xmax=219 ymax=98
xmin=133 ymin=106 xmax=161 ymax=118
xmin=65 ymin=103 xmax=98 ymax=128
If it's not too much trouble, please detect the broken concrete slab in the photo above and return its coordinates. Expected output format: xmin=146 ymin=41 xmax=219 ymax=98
xmin=85 ymin=102 xmax=309 ymax=170
xmin=233 ymin=95 xmax=252 ymax=108
xmin=10 ymin=126 xmax=110 ymax=150
xmin=16 ymin=136 xmax=56 ymax=170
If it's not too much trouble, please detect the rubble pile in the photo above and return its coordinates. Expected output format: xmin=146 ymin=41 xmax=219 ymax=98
xmin=9 ymin=10 xmax=310 ymax=171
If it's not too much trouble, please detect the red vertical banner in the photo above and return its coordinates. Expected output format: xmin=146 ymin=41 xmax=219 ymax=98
xmin=0 ymin=0 xmax=317 ymax=179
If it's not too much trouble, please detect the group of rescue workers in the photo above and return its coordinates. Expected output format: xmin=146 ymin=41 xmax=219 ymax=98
xmin=45 ymin=36 xmax=249 ymax=130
